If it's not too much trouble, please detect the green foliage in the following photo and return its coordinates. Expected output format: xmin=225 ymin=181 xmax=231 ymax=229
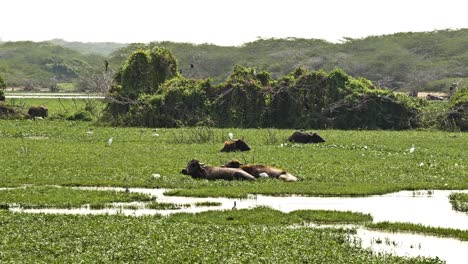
xmin=0 ymin=74 xmax=6 ymax=90
xmin=106 ymin=63 xmax=430 ymax=129
xmin=0 ymin=186 xmax=152 ymax=209
xmin=0 ymin=212 xmax=440 ymax=263
xmin=212 ymin=65 xmax=267 ymax=127
xmin=446 ymin=87 xmax=468 ymax=131
xmin=449 ymin=192 xmax=468 ymax=212
xmin=118 ymin=47 xmax=179 ymax=99
xmin=450 ymin=86 xmax=468 ymax=107
xmin=367 ymin=221 xmax=468 ymax=241
xmin=120 ymin=49 xmax=152 ymax=98
xmin=66 ymin=110 xmax=94 ymax=121
xmin=122 ymin=77 xmax=211 ymax=127
xmin=150 ymin=46 xmax=179 ymax=87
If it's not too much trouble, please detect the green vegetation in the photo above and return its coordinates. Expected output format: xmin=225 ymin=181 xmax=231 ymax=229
xmin=446 ymin=86 xmax=468 ymax=131
xmin=5 ymin=97 xmax=105 ymax=120
xmin=290 ymin=210 xmax=373 ymax=224
xmin=195 ymin=201 xmax=222 ymax=207
xmin=49 ymin=38 xmax=126 ymax=56
xmin=0 ymin=186 xmax=152 ymax=209
xmin=367 ymin=222 xmax=468 ymax=241
xmin=449 ymin=192 xmax=468 ymax=212
xmin=146 ymin=202 xmax=189 ymax=210
xmin=0 ymin=120 xmax=466 ymax=197
xmin=107 ymin=29 xmax=468 ymax=92
xmin=0 ymin=74 xmax=5 ymax=101
xmin=56 ymin=82 xmax=77 ymax=91
xmin=168 ymin=207 xmax=372 ymax=225
xmin=0 ymin=211 xmax=442 ymax=263
xmin=0 ymin=41 xmax=103 ymax=88
xmin=107 ymin=60 xmax=420 ymax=129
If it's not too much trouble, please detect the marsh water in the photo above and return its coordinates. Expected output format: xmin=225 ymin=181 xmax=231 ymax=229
xmin=6 ymin=187 xmax=468 ymax=263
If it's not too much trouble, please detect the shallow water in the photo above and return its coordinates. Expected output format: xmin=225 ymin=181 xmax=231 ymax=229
xmin=355 ymin=228 xmax=468 ymax=264
xmin=5 ymin=187 xmax=468 ymax=263
xmin=10 ymin=187 xmax=468 ymax=230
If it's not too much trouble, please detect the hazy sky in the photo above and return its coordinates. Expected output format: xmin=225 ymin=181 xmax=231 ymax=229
xmin=1 ymin=0 xmax=467 ymax=46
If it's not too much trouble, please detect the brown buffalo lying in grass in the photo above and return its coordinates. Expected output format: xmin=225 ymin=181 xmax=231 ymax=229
xmin=288 ymin=131 xmax=325 ymax=143
xmin=28 ymin=106 xmax=48 ymax=119
xmin=222 ymin=160 xmax=298 ymax=182
xmin=220 ymin=139 xmax=251 ymax=152
xmin=181 ymin=159 xmax=256 ymax=181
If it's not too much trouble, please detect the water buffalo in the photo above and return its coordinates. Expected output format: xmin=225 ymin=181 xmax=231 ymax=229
xmin=28 ymin=106 xmax=48 ymax=119
xmin=181 ymin=159 xmax=256 ymax=181
xmin=220 ymin=139 xmax=251 ymax=152
xmin=288 ymin=131 xmax=325 ymax=143
xmin=223 ymin=160 xmax=298 ymax=182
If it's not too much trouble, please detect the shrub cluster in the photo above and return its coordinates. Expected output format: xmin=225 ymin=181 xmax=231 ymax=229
xmin=446 ymin=87 xmax=468 ymax=131
xmin=0 ymin=74 xmax=6 ymax=101
xmin=104 ymin=48 xmax=421 ymax=130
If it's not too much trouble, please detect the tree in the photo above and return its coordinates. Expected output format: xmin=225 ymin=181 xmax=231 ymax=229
xmin=120 ymin=49 xmax=152 ymax=99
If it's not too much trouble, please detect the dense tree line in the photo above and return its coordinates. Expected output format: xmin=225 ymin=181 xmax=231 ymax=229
xmin=104 ymin=48 xmax=422 ymax=130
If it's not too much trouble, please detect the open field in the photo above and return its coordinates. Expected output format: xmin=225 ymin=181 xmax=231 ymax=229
xmin=4 ymin=97 xmax=106 ymax=118
xmin=0 ymin=118 xmax=466 ymax=262
xmin=0 ymin=120 xmax=466 ymax=197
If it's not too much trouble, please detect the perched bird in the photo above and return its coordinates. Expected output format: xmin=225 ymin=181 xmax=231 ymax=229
xmin=232 ymin=201 xmax=237 ymax=210
xmin=104 ymin=60 xmax=109 ymax=72
xmin=108 ymin=137 xmax=113 ymax=146
xmin=228 ymin=132 xmax=234 ymax=141
xmin=409 ymin=145 xmax=415 ymax=154
xmin=190 ymin=63 xmax=194 ymax=69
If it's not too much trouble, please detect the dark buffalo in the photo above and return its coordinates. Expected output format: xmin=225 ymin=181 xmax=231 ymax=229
xmin=28 ymin=106 xmax=48 ymax=119
xmin=220 ymin=139 xmax=251 ymax=152
xmin=288 ymin=131 xmax=325 ymax=143
xmin=223 ymin=160 xmax=298 ymax=182
xmin=181 ymin=159 xmax=256 ymax=181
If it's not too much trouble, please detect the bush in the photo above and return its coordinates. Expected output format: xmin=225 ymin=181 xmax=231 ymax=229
xmin=66 ymin=111 xmax=94 ymax=121
xmin=445 ymin=87 xmax=468 ymax=131
xmin=0 ymin=75 xmax=6 ymax=101
xmin=212 ymin=66 xmax=267 ymax=127
xmin=103 ymin=50 xmax=423 ymax=130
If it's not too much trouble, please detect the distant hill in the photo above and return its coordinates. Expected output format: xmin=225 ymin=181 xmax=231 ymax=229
xmin=107 ymin=29 xmax=468 ymax=91
xmin=0 ymin=41 xmax=104 ymax=87
xmin=1 ymin=29 xmax=467 ymax=91
xmin=48 ymin=39 xmax=126 ymax=56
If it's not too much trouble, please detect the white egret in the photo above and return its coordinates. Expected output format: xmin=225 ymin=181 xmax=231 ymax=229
xmin=409 ymin=145 xmax=415 ymax=154
xmin=108 ymin=137 xmax=113 ymax=146
xmin=228 ymin=132 xmax=233 ymax=141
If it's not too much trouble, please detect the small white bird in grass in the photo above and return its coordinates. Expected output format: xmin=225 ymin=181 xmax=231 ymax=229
xmin=107 ymin=137 xmax=113 ymax=146
xmin=409 ymin=145 xmax=415 ymax=154
xmin=228 ymin=132 xmax=234 ymax=141
xmin=86 ymin=131 xmax=94 ymax=135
